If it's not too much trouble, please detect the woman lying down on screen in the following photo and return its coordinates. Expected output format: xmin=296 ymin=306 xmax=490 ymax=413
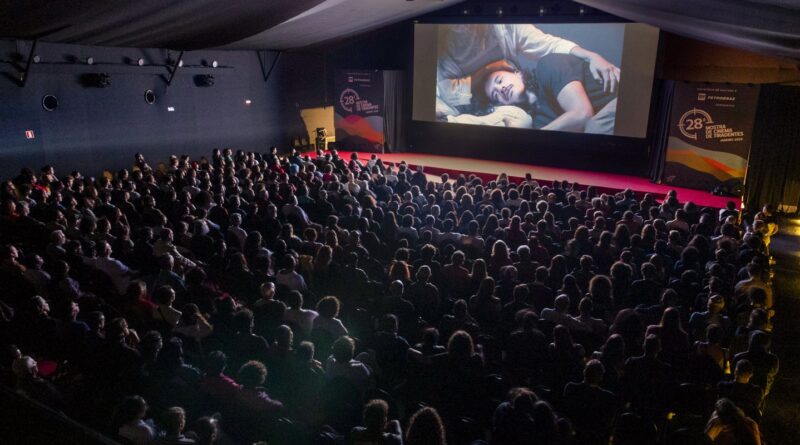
xmin=441 ymin=53 xmax=618 ymax=134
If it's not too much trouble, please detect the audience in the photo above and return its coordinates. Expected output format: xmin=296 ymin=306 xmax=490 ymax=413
xmin=0 ymin=148 xmax=779 ymax=444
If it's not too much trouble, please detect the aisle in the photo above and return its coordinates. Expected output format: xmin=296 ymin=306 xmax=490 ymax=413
xmin=760 ymin=217 xmax=800 ymax=444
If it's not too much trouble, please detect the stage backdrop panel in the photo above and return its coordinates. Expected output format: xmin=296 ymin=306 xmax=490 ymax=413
xmin=334 ymin=69 xmax=384 ymax=153
xmin=663 ymin=82 xmax=759 ymax=191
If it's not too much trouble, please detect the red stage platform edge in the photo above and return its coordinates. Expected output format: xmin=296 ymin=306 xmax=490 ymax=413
xmin=339 ymin=151 xmax=739 ymax=210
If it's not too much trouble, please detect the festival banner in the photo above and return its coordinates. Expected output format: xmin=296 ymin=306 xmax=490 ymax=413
xmin=334 ymin=69 xmax=384 ymax=153
xmin=662 ymin=83 xmax=759 ymax=191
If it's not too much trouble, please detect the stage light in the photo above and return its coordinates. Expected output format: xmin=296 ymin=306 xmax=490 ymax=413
xmin=211 ymin=60 xmax=219 ymax=68
xmin=137 ymin=58 xmax=145 ymax=66
xmin=462 ymin=8 xmax=469 ymax=15
xmin=539 ymin=6 xmax=547 ymax=16
xmin=579 ymin=6 xmax=586 ymax=15
xmin=497 ymin=7 xmax=503 ymax=15
xmin=144 ymin=90 xmax=156 ymax=105
xmin=178 ymin=60 xmax=184 ymax=67
xmin=167 ymin=106 xmax=175 ymax=112
xmin=32 ymin=55 xmax=41 ymax=63
xmin=244 ymin=99 xmax=252 ymax=105
xmin=86 ymin=57 xmax=94 ymax=65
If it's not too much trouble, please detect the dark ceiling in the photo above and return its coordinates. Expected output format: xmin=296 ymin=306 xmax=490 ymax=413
xmin=1 ymin=0 xmax=798 ymax=60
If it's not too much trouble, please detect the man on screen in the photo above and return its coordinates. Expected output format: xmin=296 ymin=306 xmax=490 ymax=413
xmin=445 ymin=54 xmax=618 ymax=134
xmin=436 ymin=24 xmax=620 ymax=121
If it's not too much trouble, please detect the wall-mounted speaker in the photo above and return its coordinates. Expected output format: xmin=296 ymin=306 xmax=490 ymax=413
xmin=42 ymin=94 xmax=58 ymax=111
xmin=80 ymin=73 xmax=111 ymax=88
xmin=193 ymin=74 xmax=215 ymax=87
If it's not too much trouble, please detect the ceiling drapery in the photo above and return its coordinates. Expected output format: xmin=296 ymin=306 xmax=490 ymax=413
xmin=0 ymin=0 xmax=464 ymax=50
xmin=576 ymin=0 xmax=800 ymax=60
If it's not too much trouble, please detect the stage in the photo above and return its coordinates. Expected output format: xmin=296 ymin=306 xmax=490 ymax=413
xmin=340 ymin=151 xmax=739 ymax=209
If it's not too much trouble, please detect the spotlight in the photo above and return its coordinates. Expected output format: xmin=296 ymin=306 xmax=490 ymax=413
xmin=579 ymin=6 xmax=586 ymax=15
xmin=86 ymin=57 xmax=94 ymax=65
xmin=539 ymin=6 xmax=547 ymax=16
xmin=32 ymin=55 xmax=41 ymax=63
xmin=244 ymin=99 xmax=252 ymax=105
xmin=137 ymin=58 xmax=145 ymax=66
xmin=178 ymin=60 xmax=184 ymax=67
xmin=497 ymin=7 xmax=503 ymax=15
xmin=211 ymin=60 xmax=219 ymax=68
xmin=144 ymin=90 xmax=156 ymax=105
xmin=462 ymin=8 xmax=469 ymax=15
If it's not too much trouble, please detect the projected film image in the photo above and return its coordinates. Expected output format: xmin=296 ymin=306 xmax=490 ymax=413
xmin=435 ymin=24 xmax=625 ymax=135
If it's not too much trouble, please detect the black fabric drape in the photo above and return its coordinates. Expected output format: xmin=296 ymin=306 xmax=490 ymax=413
xmin=383 ymin=70 xmax=406 ymax=153
xmin=577 ymin=0 xmax=800 ymax=60
xmin=745 ymin=85 xmax=800 ymax=211
xmin=648 ymin=80 xmax=676 ymax=183
xmin=0 ymin=0 xmax=326 ymax=50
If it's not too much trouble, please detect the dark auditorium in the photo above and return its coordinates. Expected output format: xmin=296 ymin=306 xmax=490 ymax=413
xmin=2 ymin=1 xmax=800 ymax=444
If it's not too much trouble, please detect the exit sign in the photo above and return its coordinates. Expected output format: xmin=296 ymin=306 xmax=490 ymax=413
xmin=25 ymin=130 xmax=35 ymax=139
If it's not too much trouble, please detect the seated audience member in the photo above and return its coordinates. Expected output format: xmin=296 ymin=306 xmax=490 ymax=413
xmin=173 ymin=304 xmax=213 ymax=341
xmin=226 ymin=309 xmax=269 ymax=373
xmin=231 ymin=360 xmax=285 ymax=438
xmin=252 ymin=282 xmax=286 ymax=341
xmin=645 ymin=307 xmax=690 ymax=371
xmin=325 ymin=336 xmax=371 ymax=395
xmin=199 ymin=351 xmax=241 ymax=405
xmin=350 ymin=399 xmax=403 ymax=445
xmin=115 ymin=395 xmax=157 ymax=445
xmin=368 ymin=314 xmax=412 ymax=386
xmin=12 ymin=355 xmax=64 ymax=411
xmin=158 ymin=406 xmax=195 ymax=445
xmin=283 ymin=290 xmax=318 ymax=339
xmin=405 ymin=406 xmax=446 ymax=445
xmin=718 ymin=359 xmax=764 ymax=422
xmin=185 ymin=416 xmax=220 ymax=445
xmin=688 ymin=294 xmax=731 ymax=342
xmin=152 ymin=285 xmax=182 ymax=328
xmin=312 ymin=296 xmax=349 ymax=355
xmin=623 ymin=335 xmax=674 ymax=417
xmin=704 ymin=398 xmax=761 ymax=445
xmin=563 ymin=359 xmax=618 ymax=445
xmin=732 ymin=331 xmax=779 ymax=401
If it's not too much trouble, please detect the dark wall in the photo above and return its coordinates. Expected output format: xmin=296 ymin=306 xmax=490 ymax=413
xmin=0 ymin=40 xmax=295 ymax=178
